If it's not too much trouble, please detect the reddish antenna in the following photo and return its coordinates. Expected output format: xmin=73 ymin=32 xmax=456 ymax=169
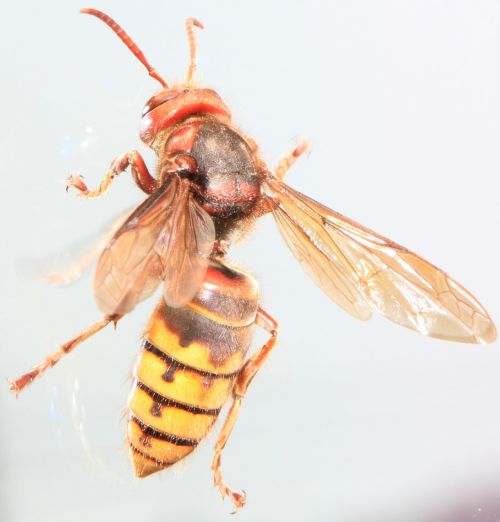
xmin=185 ymin=17 xmax=204 ymax=85
xmin=80 ymin=8 xmax=169 ymax=89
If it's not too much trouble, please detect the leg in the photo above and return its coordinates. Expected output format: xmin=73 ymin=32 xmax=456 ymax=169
xmin=252 ymin=138 xmax=311 ymax=219
xmin=212 ymin=307 xmax=279 ymax=510
xmin=8 ymin=314 xmax=122 ymax=395
xmin=275 ymin=138 xmax=310 ymax=181
xmin=66 ymin=150 xmax=158 ymax=198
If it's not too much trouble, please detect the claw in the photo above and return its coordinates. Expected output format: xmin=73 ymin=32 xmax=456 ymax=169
xmin=7 ymin=371 xmax=36 ymax=396
xmin=228 ymin=489 xmax=246 ymax=512
xmin=292 ymin=137 xmax=311 ymax=158
xmin=215 ymin=471 xmax=247 ymax=511
xmin=66 ymin=174 xmax=88 ymax=193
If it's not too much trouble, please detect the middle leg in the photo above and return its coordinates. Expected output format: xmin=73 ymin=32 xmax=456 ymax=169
xmin=274 ymin=138 xmax=310 ymax=181
xmin=9 ymin=314 xmax=122 ymax=395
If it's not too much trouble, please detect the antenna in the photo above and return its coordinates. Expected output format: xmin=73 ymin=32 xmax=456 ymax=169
xmin=185 ymin=17 xmax=204 ymax=85
xmin=80 ymin=8 xmax=169 ymax=89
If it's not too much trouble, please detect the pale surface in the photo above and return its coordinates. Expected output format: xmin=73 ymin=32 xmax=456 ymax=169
xmin=1 ymin=1 xmax=500 ymax=521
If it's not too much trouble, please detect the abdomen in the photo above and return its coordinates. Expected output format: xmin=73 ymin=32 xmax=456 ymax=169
xmin=127 ymin=260 xmax=258 ymax=477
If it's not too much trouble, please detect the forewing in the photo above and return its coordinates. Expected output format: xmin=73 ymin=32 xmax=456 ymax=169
xmin=265 ymin=178 xmax=372 ymax=321
xmin=158 ymin=184 xmax=216 ymax=308
xmin=94 ymin=177 xmax=179 ymax=315
xmin=265 ymin=177 xmax=496 ymax=344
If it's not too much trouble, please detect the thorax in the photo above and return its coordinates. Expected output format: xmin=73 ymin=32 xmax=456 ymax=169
xmin=159 ymin=118 xmax=263 ymax=226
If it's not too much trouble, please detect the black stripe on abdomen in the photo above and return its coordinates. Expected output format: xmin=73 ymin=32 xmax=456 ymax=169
xmin=136 ymin=381 xmax=221 ymax=416
xmin=130 ymin=415 xmax=198 ymax=447
xmin=142 ymin=339 xmax=240 ymax=379
xmin=129 ymin=445 xmax=174 ymax=468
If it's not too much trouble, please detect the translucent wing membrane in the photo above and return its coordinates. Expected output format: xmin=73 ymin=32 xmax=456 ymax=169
xmin=43 ymin=209 xmax=133 ymax=286
xmin=270 ymin=188 xmax=372 ymax=321
xmin=158 ymin=183 xmax=216 ymax=307
xmin=94 ymin=176 xmax=215 ymax=315
xmin=264 ymin=177 xmax=496 ymax=344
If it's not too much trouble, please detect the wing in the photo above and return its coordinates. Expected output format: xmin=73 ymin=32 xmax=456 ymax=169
xmin=94 ymin=176 xmax=215 ymax=315
xmin=158 ymin=182 xmax=216 ymax=308
xmin=264 ymin=176 xmax=496 ymax=344
xmin=43 ymin=208 xmax=133 ymax=286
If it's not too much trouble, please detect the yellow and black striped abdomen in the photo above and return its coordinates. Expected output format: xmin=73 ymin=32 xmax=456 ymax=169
xmin=127 ymin=260 xmax=259 ymax=478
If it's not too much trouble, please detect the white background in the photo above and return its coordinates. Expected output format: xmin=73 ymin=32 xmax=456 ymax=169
xmin=1 ymin=1 xmax=500 ymax=521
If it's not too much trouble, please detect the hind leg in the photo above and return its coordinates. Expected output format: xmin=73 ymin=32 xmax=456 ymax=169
xmin=211 ymin=307 xmax=279 ymax=510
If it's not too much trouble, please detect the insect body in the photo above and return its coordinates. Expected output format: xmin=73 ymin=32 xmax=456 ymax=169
xmin=10 ymin=8 xmax=497 ymax=510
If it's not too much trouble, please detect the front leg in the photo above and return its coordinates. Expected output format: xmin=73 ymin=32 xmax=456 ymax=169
xmin=66 ymin=150 xmax=158 ymax=198
xmin=212 ymin=307 xmax=279 ymax=510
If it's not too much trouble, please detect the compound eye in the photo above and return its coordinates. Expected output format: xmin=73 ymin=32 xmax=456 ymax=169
xmin=142 ymin=90 xmax=179 ymax=116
